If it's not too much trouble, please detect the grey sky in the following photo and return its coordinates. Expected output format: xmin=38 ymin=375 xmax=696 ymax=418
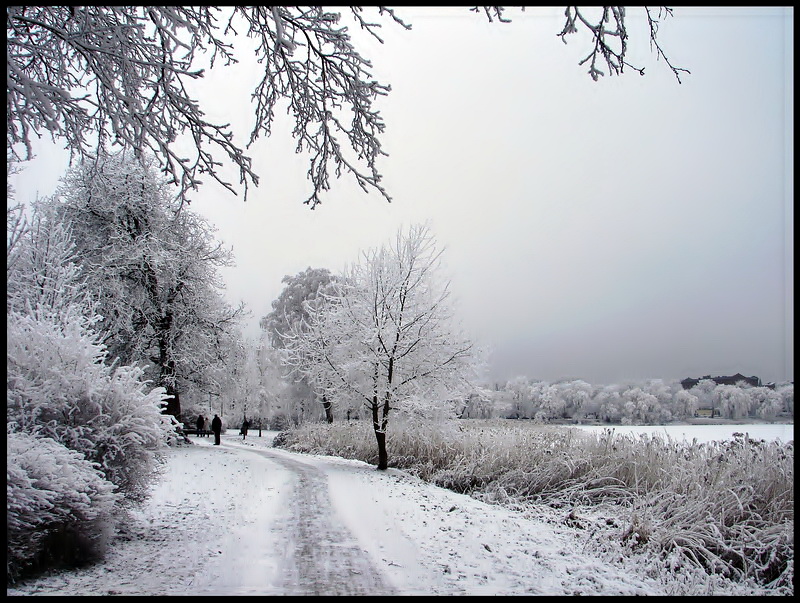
xmin=9 ymin=7 xmax=793 ymax=386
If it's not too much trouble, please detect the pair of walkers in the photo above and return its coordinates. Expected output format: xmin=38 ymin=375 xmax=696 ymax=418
xmin=197 ymin=414 xmax=223 ymax=445
xmin=195 ymin=414 xmax=209 ymax=438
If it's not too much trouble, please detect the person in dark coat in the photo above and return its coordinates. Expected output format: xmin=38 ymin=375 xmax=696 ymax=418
xmin=211 ymin=414 xmax=222 ymax=445
xmin=196 ymin=414 xmax=205 ymax=437
xmin=240 ymin=417 xmax=250 ymax=441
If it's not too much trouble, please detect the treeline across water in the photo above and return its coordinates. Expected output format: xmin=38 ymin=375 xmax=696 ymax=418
xmin=465 ymin=378 xmax=794 ymax=424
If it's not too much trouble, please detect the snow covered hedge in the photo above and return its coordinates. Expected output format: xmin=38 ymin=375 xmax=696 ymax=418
xmin=7 ymin=310 xmax=178 ymax=500
xmin=7 ymin=308 xmax=179 ymax=582
xmin=277 ymin=419 xmax=793 ymax=591
xmin=7 ymin=430 xmax=118 ymax=582
xmin=7 ymin=174 xmax=182 ymax=583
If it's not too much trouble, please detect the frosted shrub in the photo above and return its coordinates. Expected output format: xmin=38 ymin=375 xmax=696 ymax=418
xmin=7 ymin=430 xmax=118 ymax=582
xmin=638 ymin=434 xmax=794 ymax=587
xmin=7 ymin=310 xmax=177 ymax=500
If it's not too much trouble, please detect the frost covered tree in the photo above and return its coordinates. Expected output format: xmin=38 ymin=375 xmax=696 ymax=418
xmin=230 ymin=333 xmax=319 ymax=429
xmin=595 ymin=385 xmax=625 ymax=423
xmin=537 ymin=383 xmax=569 ymax=421
xmin=210 ymin=333 xmax=288 ymax=430
xmin=672 ymin=388 xmax=699 ymax=419
xmin=250 ymin=335 xmax=296 ymax=429
xmin=620 ymin=387 xmax=663 ymax=424
xmin=776 ymin=383 xmax=794 ymax=415
xmin=284 ymin=224 xmax=480 ymax=469
xmin=528 ymin=381 xmax=561 ymax=422
xmin=7 ymin=194 xmax=178 ymax=579
xmin=713 ymin=384 xmax=752 ymax=420
xmin=7 ymin=200 xmax=86 ymax=319
xmin=261 ymin=267 xmax=338 ymax=347
xmin=8 ymin=188 xmax=177 ymax=493
xmin=690 ymin=378 xmax=718 ymax=415
xmin=261 ymin=267 xmax=339 ymax=422
xmin=7 ymin=154 xmax=186 ymax=582
xmin=504 ymin=376 xmax=535 ymax=418
xmin=7 ymin=6 xmax=686 ymax=207
xmin=42 ymin=151 xmax=244 ymax=419
xmin=754 ymin=389 xmax=783 ymax=420
xmin=555 ymin=380 xmax=594 ymax=419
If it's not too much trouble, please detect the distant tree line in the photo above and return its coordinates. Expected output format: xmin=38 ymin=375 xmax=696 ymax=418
xmin=471 ymin=377 xmax=793 ymax=424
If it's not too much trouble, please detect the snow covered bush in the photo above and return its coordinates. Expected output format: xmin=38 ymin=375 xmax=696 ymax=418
xmin=7 ymin=309 xmax=178 ymax=501
xmin=7 ymin=430 xmax=118 ymax=582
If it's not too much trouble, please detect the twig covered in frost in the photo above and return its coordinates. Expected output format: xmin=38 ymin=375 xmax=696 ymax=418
xmin=6 ymin=6 xmax=407 ymax=207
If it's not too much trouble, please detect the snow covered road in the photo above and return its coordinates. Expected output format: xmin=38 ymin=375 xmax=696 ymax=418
xmin=258 ymin=446 xmax=396 ymax=595
xmin=8 ymin=429 xmax=760 ymax=596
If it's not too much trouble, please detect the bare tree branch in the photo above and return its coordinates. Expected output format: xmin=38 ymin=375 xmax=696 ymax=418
xmin=6 ymin=6 xmax=408 ymax=208
xmin=7 ymin=6 xmax=687 ymax=210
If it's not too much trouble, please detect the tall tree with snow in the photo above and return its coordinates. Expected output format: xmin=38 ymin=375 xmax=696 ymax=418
xmin=261 ymin=267 xmax=338 ymax=348
xmin=262 ymin=267 xmax=339 ymax=423
xmin=7 ymin=190 xmax=178 ymax=580
xmin=284 ymin=224 xmax=480 ymax=469
xmin=42 ymin=151 xmax=244 ymax=420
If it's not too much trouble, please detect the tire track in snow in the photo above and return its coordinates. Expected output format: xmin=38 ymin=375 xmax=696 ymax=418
xmin=236 ymin=444 xmax=396 ymax=595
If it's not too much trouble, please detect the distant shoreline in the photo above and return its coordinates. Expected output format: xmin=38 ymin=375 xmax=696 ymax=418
xmin=544 ymin=417 xmax=793 ymax=427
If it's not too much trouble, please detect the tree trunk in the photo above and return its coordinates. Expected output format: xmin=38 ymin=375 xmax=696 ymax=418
xmin=371 ymin=401 xmax=388 ymax=470
xmin=164 ymin=382 xmax=181 ymax=420
xmin=322 ymin=394 xmax=333 ymax=424
xmin=159 ymin=334 xmax=180 ymax=420
xmin=374 ymin=428 xmax=388 ymax=470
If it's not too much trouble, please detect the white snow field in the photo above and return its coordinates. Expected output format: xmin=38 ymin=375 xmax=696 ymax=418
xmin=573 ymin=422 xmax=793 ymax=444
xmin=7 ymin=425 xmax=791 ymax=596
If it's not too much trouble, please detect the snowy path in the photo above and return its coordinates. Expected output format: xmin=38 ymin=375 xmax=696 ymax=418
xmin=7 ymin=434 xmax=399 ymax=596
xmin=253 ymin=446 xmax=396 ymax=595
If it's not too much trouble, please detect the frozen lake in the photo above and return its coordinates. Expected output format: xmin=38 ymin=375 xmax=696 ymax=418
xmin=574 ymin=423 xmax=793 ymax=444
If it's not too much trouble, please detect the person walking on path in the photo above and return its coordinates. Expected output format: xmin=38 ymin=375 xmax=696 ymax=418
xmin=196 ymin=415 xmax=205 ymax=437
xmin=240 ymin=417 xmax=250 ymax=441
xmin=211 ymin=414 xmax=222 ymax=445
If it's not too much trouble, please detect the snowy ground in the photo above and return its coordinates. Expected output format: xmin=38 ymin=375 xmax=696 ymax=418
xmin=7 ymin=426 xmax=790 ymax=596
xmin=574 ymin=422 xmax=793 ymax=444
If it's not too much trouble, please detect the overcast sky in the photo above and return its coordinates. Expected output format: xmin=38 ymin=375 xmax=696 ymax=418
xmin=9 ymin=7 xmax=793 ymax=386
